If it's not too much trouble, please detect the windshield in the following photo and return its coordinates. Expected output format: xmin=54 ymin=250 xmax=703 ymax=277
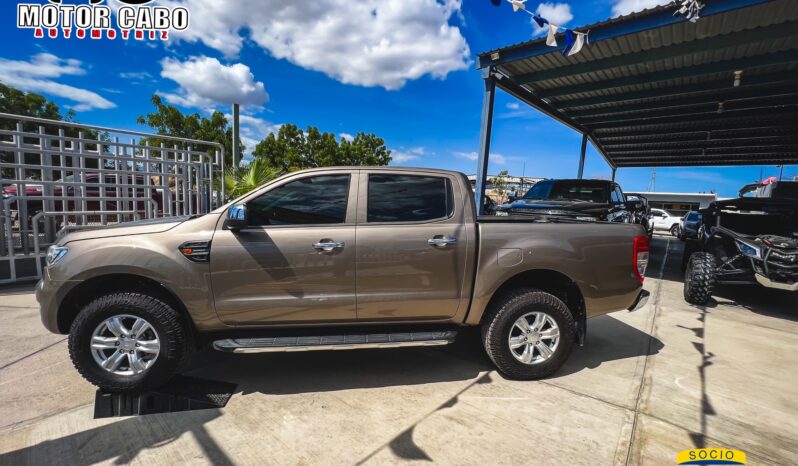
xmin=523 ymin=180 xmax=607 ymax=203
xmin=686 ymin=212 xmax=700 ymax=221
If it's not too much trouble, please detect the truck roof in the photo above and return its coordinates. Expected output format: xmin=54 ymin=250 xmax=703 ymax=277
xmin=286 ymin=166 xmax=466 ymax=176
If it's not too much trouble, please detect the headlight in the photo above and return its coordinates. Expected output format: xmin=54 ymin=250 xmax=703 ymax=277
xmin=735 ymin=240 xmax=761 ymax=258
xmin=46 ymin=245 xmax=69 ymax=266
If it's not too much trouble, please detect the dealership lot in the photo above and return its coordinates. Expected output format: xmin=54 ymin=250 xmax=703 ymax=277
xmin=0 ymin=236 xmax=795 ymax=466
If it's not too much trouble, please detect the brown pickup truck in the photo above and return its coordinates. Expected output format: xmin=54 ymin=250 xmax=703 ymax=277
xmin=37 ymin=167 xmax=648 ymax=392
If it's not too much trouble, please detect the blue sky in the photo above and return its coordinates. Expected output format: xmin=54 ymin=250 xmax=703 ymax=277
xmin=1 ymin=0 xmax=793 ymax=198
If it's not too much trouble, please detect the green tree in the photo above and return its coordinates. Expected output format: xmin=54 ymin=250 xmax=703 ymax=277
xmin=0 ymin=84 xmax=106 ymax=179
xmin=136 ymin=95 xmax=242 ymax=167
xmin=224 ymin=157 xmax=282 ymax=197
xmin=490 ymin=170 xmax=510 ymax=203
xmin=252 ymin=124 xmax=391 ymax=172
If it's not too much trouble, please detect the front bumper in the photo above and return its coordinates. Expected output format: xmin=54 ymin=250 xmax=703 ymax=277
xmin=35 ymin=272 xmax=79 ymax=334
xmin=755 ymin=274 xmax=798 ymax=291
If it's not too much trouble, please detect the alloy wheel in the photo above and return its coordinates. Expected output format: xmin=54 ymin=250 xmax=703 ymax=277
xmin=508 ymin=311 xmax=560 ymax=365
xmin=90 ymin=314 xmax=160 ymax=376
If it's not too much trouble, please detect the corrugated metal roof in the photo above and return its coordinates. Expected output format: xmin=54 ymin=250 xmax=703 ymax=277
xmin=478 ymin=0 xmax=798 ymax=167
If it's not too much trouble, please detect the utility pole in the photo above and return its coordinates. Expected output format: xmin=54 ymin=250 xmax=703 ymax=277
xmin=232 ymin=103 xmax=240 ymax=168
xmin=778 ymin=165 xmax=784 ymax=181
xmin=647 ymin=168 xmax=656 ymax=192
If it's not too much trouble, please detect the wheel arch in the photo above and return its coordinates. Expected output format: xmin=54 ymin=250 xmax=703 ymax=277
xmin=478 ymin=269 xmax=586 ymax=343
xmin=56 ymin=273 xmax=199 ymax=346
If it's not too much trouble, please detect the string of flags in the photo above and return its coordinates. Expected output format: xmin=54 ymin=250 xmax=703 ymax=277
xmin=674 ymin=0 xmax=705 ymax=23
xmin=490 ymin=0 xmax=707 ymax=57
xmin=490 ymin=0 xmax=589 ymax=57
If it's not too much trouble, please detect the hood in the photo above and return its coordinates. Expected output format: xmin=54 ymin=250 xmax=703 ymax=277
xmin=59 ymin=215 xmax=193 ymax=245
xmin=502 ymin=199 xmax=610 ymax=217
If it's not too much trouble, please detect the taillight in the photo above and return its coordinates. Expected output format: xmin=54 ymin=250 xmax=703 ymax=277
xmin=633 ymin=235 xmax=649 ymax=283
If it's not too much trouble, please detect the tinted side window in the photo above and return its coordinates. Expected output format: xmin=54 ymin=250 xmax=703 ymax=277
xmin=367 ymin=174 xmax=452 ymax=223
xmin=248 ymin=175 xmax=350 ymax=226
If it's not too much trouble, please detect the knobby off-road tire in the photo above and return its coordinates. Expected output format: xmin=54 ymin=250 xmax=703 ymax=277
xmin=683 ymin=252 xmax=717 ymax=305
xmin=481 ymin=289 xmax=575 ymax=380
xmin=68 ymin=292 xmax=190 ymax=392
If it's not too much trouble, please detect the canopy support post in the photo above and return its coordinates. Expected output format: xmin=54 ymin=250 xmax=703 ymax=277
xmin=578 ymin=133 xmax=587 ymax=179
xmin=611 ymin=167 xmax=617 ymax=181
xmin=475 ymin=68 xmax=496 ymax=215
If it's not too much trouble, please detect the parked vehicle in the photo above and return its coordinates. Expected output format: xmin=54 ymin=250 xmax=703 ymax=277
xmin=2 ymin=173 xmax=165 ymax=224
xmin=626 ymin=193 xmax=653 ymax=237
xmin=683 ymin=196 xmax=797 ymax=305
xmin=37 ymin=167 xmax=648 ymax=392
xmin=649 ymin=208 xmax=682 ymax=236
xmin=679 ymin=211 xmax=702 ymax=241
xmin=739 ymin=179 xmax=798 ymax=198
xmin=495 ymin=179 xmax=634 ymax=223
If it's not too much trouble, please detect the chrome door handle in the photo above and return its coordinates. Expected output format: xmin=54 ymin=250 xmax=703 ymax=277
xmin=427 ymin=236 xmax=457 ymax=246
xmin=313 ymin=241 xmax=345 ymax=251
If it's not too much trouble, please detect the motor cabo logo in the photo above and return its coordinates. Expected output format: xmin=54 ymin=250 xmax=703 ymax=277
xmin=17 ymin=0 xmax=189 ymax=41
xmin=677 ymin=448 xmax=746 ymax=465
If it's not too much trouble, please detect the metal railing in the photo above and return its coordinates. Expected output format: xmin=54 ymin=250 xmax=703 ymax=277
xmin=0 ymin=113 xmax=226 ymax=283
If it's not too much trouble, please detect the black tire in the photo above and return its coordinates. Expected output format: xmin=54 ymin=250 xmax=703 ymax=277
xmin=481 ymin=289 xmax=575 ymax=380
xmin=670 ymin=224 xmax=680 ymax=237
xmin=683 ymin=252 xmax=717 ymax=305
xmin=68 ymin=292 xmax=189 ymax=392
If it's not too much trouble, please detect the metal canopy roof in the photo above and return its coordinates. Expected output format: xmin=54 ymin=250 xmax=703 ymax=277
xmin=477 ymin=0 xmax=798 ymax=168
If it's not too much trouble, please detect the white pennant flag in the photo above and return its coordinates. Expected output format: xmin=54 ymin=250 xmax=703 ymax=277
xmin=564 ymin=31 xmax=588 ymax=56
xmin=546 ymin=24 xmax=558 ymax=46
xmin=509 ymin=0 xmax=527 ymax=12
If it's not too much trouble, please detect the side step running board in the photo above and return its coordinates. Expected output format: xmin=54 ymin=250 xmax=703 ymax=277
xmin=213 ymin=331 xmax=458 ymax=353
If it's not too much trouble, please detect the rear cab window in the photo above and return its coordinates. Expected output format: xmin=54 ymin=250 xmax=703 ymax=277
xmin=366 ymin=174 xmax=453 ymax=223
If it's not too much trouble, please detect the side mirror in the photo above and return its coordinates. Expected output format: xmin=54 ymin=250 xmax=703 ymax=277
xmin=226 ymin=203 xmax=248 ymax=230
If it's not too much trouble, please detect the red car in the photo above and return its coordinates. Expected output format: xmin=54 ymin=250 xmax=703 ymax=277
xmin=2 ymin=173 xmax=167 ymax=225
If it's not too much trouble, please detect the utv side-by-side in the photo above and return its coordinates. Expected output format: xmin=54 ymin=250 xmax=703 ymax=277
xmin=683 ymin=191 xmax=798 ymax=304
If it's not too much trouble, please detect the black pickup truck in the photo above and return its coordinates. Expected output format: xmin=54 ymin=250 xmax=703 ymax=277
xmin=495 ymin=179 xmax=634 ymax=223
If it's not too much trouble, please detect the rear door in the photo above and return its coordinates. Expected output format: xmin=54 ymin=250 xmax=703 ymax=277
xmin=210 ymin=171 xmax=359 ymax=324
xmin=354 ymin=171 xmax=469 ymax=321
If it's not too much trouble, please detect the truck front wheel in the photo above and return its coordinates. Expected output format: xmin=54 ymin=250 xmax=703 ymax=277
xmin=68 ymin=292 xmax=190 ymax=392
xmin=482 ymin=289 xmax=575 ymax=380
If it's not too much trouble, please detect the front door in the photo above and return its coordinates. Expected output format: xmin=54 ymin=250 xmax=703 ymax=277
xmin=354 ymin=172 xmax=469 ymax=321
xmin=210 ymin=172 xmax=358 ymax=325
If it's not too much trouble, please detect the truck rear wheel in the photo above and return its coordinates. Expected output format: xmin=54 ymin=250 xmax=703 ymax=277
xmin=481 ymin=289 xmax=575 ymax=380
xmin=683 ymin=252 xmax=717 ymax=305
xmin=68 ymin=292 xmax=189 ymax=393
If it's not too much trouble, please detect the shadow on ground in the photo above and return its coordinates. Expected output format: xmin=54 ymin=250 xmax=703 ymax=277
xmin=178 ymin=314 xmax=663 ymax=395
xmin=711 ymin=285 xmax=797 ymax=321
xmin=0 ymin=409 xmax=232 ymax=466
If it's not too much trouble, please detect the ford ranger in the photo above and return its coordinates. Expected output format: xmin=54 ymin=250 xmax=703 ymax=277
xmin=37 ymin=167 xmax=648 ymax=392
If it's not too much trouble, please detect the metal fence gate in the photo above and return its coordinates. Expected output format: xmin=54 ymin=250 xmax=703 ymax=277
xmin=0 ymin=112 xmax=226 ymax=283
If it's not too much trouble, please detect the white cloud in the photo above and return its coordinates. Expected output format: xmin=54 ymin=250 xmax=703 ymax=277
xmin=611 ymin=0 xmax=669 ymax=17
xmin=391 ymin=146 xmax=427 ymax=164
xmin=119 ymin=71 xmax=153 ymax=81
xmin=0 ymin=53 xmax=116 ymax=111
xmin=159 ymin=56 xmax=269 ymax=109
xmin=533 ymin=3 xmax=573 ymax=34
xmin=339 ymin=133 xmax=354 ymax=142
xmin=506 ymin=102 xmax=520 ymax=110
xmin=454 ymin=151 xmax=506 ymax=164
xmin=164 ymin=0 xmax=470 ymax=90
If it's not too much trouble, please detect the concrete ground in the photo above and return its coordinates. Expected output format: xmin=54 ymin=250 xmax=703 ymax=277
xmin=0 ymin=236 xmax=796 ymax=465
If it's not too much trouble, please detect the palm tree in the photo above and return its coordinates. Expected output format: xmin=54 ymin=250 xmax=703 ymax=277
xmin=224 ymin=157 xmax=282 ymax=198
